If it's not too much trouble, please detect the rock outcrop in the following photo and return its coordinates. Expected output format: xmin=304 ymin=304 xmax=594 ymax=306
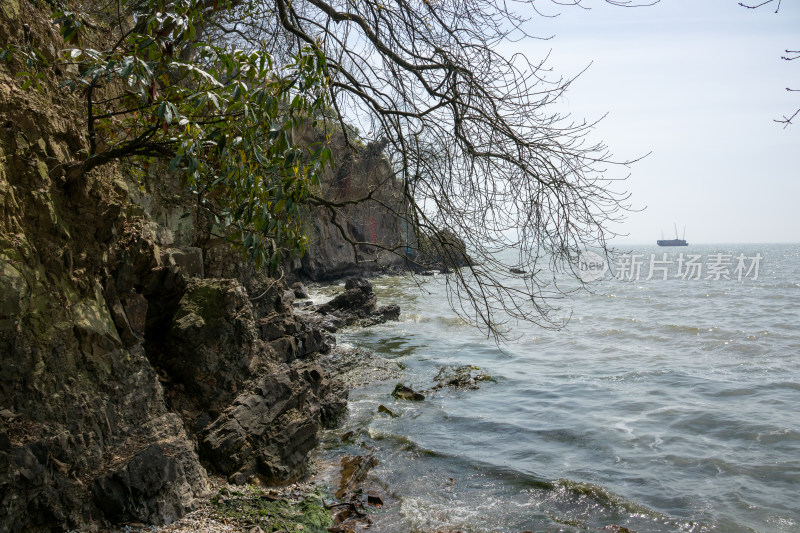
xmin=314 ymin=277 xmax=401 ymax=329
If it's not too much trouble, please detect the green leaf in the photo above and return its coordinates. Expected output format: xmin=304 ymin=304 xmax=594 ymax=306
xmin=169 ymin=155 xmax=182 ymax=171
xmin=120 ymin=57 xmax=134 ymax=78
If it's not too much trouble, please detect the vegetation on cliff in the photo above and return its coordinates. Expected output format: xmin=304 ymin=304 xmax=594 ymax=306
xmin=0 ymin=2 xmax=349 ymax=529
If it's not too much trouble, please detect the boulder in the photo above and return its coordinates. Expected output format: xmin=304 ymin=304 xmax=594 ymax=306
xmin=92 ymin=443 xmax=194 ymax=524
xmin=316 ymin=278 xmax=377 ymax=318
xmin=373 ymin=304 xmax=400 ymax=321
xmin=344 ymin=277 xmax=372 ymax=291
xmin=392 ymin=383 xmax=425 ymax=401
xmin=291 ymin=282 xmax=309 ymax=299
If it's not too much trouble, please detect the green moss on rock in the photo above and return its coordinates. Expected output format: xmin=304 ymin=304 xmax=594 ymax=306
xmin=211 ymin=488 xmax=332 ymax=532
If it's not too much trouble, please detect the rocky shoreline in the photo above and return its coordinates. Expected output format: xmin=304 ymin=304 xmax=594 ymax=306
xmin=101 ymin=278 xmax=406 ymax=533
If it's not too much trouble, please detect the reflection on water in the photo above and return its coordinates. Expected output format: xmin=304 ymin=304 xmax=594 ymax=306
xmin=314 ymin=244 xmax=800 ymax=533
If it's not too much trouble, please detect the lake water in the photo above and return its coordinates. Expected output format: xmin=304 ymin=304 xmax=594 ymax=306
xmin=314 ymin=244 xmax=800 ymax=533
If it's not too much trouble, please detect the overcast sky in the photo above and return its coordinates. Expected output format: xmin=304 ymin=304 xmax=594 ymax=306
xmin=515 ymin=0 xmax=799 ymax=244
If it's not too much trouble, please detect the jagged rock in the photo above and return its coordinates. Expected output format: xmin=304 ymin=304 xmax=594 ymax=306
xmin=199 ymin=364 xmax=347 ymax=483
xmin=319 ymin=315 xmax=345 ymax=333
xmin=335 ymin=454 xmax=378 ymax=499
xmin=312 ymin=280 xmax=400 ymax=329
xmin=374 ymin=304 xmax=400 ymax=321
xmin=259 ymin=315 xmax=291 ymax=341
xmin=282 ymin=289 xmax=296 ymax=308
xmin=344 ymin=277 xmax=372 ymax=291
xmin=258 ymin=313 xmax=331 ymax=357
xmin=377 ymin=405 xmax=399 ymax=418
xmin=316 ymin=278 xmax=377 ymax=321
xmin=154 ymin=279 xmax=263 ymax=412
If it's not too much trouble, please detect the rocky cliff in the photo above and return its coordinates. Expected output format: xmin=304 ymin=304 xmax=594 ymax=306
xmin=0 ymin=3 xmax=348 ymax=530
xmin=295 ymin=134 xmax=414 ymax=281
xmin=291 ymin=133 xmax=473 ymax=280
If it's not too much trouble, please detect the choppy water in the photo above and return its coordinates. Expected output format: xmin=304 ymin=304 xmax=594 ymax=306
xmin=314 ymin=244 xmax=800 ymax=533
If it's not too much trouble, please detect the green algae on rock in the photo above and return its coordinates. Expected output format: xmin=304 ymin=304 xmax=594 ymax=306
xmin=391 ymin=383 xmax=425 ymax=401
xmin=211 ymin=486 xmax=332 ymax=533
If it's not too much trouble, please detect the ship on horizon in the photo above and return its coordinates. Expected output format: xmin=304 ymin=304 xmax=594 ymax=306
xmin=657 ymin=224 xmax=688 ymax=247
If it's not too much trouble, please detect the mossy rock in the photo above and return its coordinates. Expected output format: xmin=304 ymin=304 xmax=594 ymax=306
xmin=211 ymin=488 xmax=332 ymax=532
xmin=392 ymin=383 xmax=424 ymax=401
xmin=0 ymin=0 xmax=20 ymax=20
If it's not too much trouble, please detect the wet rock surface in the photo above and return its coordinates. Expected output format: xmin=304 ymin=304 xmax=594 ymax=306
xmin=334 ymin=454 xmax=378 ymax=499
xmin=321 ymin=346 xmax=403 ymax=389
xmin=291 ymin=281 xmax=309 ymax=299
xmin=316 ymin=278 xmax=378 ymax=317
xmin=432 ymin=365 xmax=495 ymax=391
xmin=392 ymin=383 xmax=426 ymax=401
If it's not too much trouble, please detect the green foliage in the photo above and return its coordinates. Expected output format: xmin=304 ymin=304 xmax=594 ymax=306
xmin=1 ymin=41 xmax=51 ymax=92
xmin=14 ymin=0 xmax=334 ymax=269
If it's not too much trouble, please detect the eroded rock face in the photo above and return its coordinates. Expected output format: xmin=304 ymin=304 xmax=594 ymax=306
xmin=200 ymin=363 xmax=347 ymax=484
xmin=152 ymin=277 xmax=348 ymax=485
xmin=91 ymin=418 xmax=207 ymax=525
xmin=158 ymin=279 xmax=263 ymax=412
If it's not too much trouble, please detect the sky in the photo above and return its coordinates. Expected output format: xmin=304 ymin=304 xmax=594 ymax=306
xmin=512 ymin=0 xmax=800 ymax=244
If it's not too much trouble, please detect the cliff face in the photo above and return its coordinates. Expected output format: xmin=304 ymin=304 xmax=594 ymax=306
xmin=296 ymin=136 xmax=414 ymax=281
xmin=293 ymin=134 xmax=473 ymax=280
xmin=0 ymin=3 xmax=346 ymax=530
